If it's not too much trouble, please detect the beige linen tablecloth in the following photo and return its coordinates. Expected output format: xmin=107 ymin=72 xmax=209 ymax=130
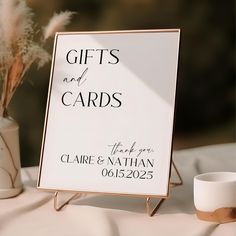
xmin=0 ymin=143 xmax=235 ymax=236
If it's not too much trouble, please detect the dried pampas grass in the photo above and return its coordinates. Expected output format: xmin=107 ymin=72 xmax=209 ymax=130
xmin=0 ymin=0 xmax=74 ymax=116
xmin=0 ymin=0 xmax=34 ymax=48
xmin=44 ymin=11 xmax=75 ymax=40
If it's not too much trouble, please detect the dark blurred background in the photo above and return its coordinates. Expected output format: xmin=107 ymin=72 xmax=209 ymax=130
xmin=8 ymin=0 xmax=235 ymax=167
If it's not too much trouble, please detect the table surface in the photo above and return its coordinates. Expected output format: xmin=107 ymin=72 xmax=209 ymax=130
xmin=0 ymin=143 xmax=235 ymax=236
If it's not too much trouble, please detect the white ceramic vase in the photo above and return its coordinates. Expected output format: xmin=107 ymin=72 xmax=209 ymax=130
xmin=0 ymin=116 xmax=23 ymax=198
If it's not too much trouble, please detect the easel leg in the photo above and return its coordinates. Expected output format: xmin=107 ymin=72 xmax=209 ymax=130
xmin=146 ymin=161 xmax=183 ymax=216
xmin=170 ymin=161 xmax=183 ymax=188
xmin=54 ymin=191 xmax=81 ymax=211
xmin=146 ymin=197 xmax=166 ymax=216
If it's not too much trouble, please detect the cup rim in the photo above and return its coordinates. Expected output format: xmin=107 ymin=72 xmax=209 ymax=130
xmin=194 ymin=172 xmax=236 ymax=183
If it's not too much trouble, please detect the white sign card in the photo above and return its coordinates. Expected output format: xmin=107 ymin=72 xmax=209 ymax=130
xmin=38 ymin=29 xmax=180 ymax=197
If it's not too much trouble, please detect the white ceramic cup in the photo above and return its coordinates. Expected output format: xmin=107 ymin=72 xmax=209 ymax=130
xmin=194 ymin=172 xmax=236 ymax=222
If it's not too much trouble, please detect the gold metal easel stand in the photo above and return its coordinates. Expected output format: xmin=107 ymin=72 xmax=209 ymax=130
xmin=146 ymin=161 xmax=183 ymax=216
xmin=53 ymin=161 xmax=183 ymax=216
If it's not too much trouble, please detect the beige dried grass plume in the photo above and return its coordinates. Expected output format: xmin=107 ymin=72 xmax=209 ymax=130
xmin=0 ymin=0 xmax=74 ymax=116
xmin=44 ymin=11 xmax=75 ymax=40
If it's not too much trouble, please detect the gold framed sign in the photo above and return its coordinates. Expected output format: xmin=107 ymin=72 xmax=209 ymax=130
xmin=37 ymin=29 xmax=180 ymax=198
